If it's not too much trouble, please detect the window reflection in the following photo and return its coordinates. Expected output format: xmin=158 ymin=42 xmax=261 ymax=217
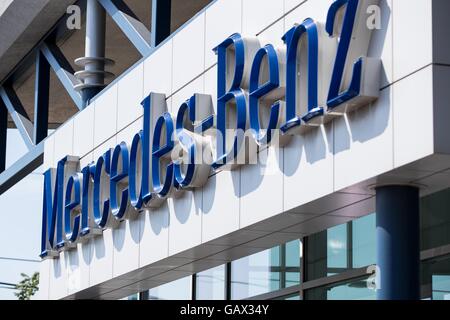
xmin=127 ymin=294 xmax=138 ymax=300
xmin=422 ymin=256 xmax=450 ymax=300
xmin=275 ymin=293 xmax=301 ymax=300
xmin=148 ymin=276 xmax=192 ymax=300
xmin=128 ymin=185 xmax=450 ymax=301
xmin=307 ymin=214 xmax=376 ymax=281
xmin=420 ymin=188 xmax=450 ymax=250
xmin=327 ymin=223 xmax=348 ymax=271
xmin=196 ymin=265 xmax=226 ymax=300
xmin=432 ymin=275 xmax=450 ymax=300
xmin=231 ymin=240 xmax=301 ymax=299
xmin=305 ymin=276 xmax=376 ymax=300
xmin=352 ymin=214 xmax=376 ymax=268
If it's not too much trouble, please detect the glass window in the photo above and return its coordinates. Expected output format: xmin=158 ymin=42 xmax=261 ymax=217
xmin=305 ymin=276 xmax=377 ymax=300
xmin=432 ymin=275 xmax=450 ymax=300
xmin=285 ymin=240 xmax=302 ymax=288
xmin=421 ymin=256 xmax=450 ymax=300
xmin=307 ymin=214 xmax=376 ymax=281
xmin=352 ymin=214 xmax=376 ymax=268
xmin=327 ymin=223 xmax=348 ymax=270
xmin=127 ymin=293 xmax=138 ymax=300
xmin=148 ymin=276 xmax=192 ymax=300
xmin=196 ymin=265 xmax=226 ymax=300
xmin=231 ymin=247 xmax=281 ymax=299
xmin=231 ymin=240 xmax=301 ymax=299
xmin=420 ymin=187 xmax=450 ymax=250
xmin=307 ymin=223 xmax=348 ymax=280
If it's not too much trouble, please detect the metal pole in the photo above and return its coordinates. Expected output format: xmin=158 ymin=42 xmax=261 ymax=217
xmin=376 ymin=185 xmax=420 ymax=300
xmin=85 ymin=0 xmax=106 ymax=86
xmin=75 ymin=0 xmax=114 ymax=106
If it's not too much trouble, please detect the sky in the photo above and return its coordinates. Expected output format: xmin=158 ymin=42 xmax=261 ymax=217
xmin=0 ymin=129 xmax=43 ymax=299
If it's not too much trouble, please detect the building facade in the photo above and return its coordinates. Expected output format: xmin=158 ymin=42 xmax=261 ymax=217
xmin=1 ymin=0 xmax=450 ymax=300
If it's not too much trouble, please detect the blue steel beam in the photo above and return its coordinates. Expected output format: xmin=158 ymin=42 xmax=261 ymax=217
xmin=34 ymin=51 xmax=50 ymax=145
xmin=40 ymin=43 xmax=84 ymax=110
xmin=98 ymin=0 xmax=152 ymax=56
xmin=0 ymin=86 xmax=34 ymax=150
xmin=0 ymin=98 xmax=7 ymax=173
xmin=0 ymin=142 xmax=43 ymax=196
xmin=151 ymin=0 xmax=172 ymax=47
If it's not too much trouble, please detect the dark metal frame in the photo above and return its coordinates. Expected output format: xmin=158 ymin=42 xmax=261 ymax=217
xmin=0 ymin=0 xmax=86 ymax=196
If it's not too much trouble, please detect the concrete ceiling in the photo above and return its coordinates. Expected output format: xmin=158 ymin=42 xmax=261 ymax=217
xmin=0 ymin=0 xmax=77 ymax=84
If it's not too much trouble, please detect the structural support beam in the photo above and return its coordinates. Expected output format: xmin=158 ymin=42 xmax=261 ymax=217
xmin=0 ymin=86 xmax=34 ymax=150
xmin=34 ymin=51 xmax=50 ymax=145
xmin=376 ymin=185 xmax=421 ymax=300
xmin=151 ymin=0 xmax=172 ymax=47
xmin=98 ymin=0 xmax=152 ymax=56
xmin=0 ymin=143 xmax=43 ymax=196
xmin=40 ymin=43 xmax=84 ymax=110
xmin=0 ymin=98 xmax=7 ymax=173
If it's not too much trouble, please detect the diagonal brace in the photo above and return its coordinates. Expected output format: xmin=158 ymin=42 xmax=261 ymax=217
xmin=98 ymin=0 xmax=152 ymax=56
xmin=0 ymin=86 xmax=34 ymax=150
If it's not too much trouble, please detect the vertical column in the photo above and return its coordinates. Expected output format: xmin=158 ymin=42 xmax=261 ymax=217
xmin=376 ymin=185 xmax=420 ymax=300
xmin=151 ymin=0 xmax=172 ymax=47
xmin=34 ymin=51 xmax=50 ymax=144
xmin=304 ymin=232 xmax=327 ymax=300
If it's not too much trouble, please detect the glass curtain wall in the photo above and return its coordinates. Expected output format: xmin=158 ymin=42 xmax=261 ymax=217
xmin=139 ymin=186 xmax=450 ymax=300
xmin=420 ymin=187 xmax=450 ymax=300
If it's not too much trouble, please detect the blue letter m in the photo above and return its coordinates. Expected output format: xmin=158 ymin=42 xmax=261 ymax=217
xmin=40 ymin=156 xmax=77 ymax=259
